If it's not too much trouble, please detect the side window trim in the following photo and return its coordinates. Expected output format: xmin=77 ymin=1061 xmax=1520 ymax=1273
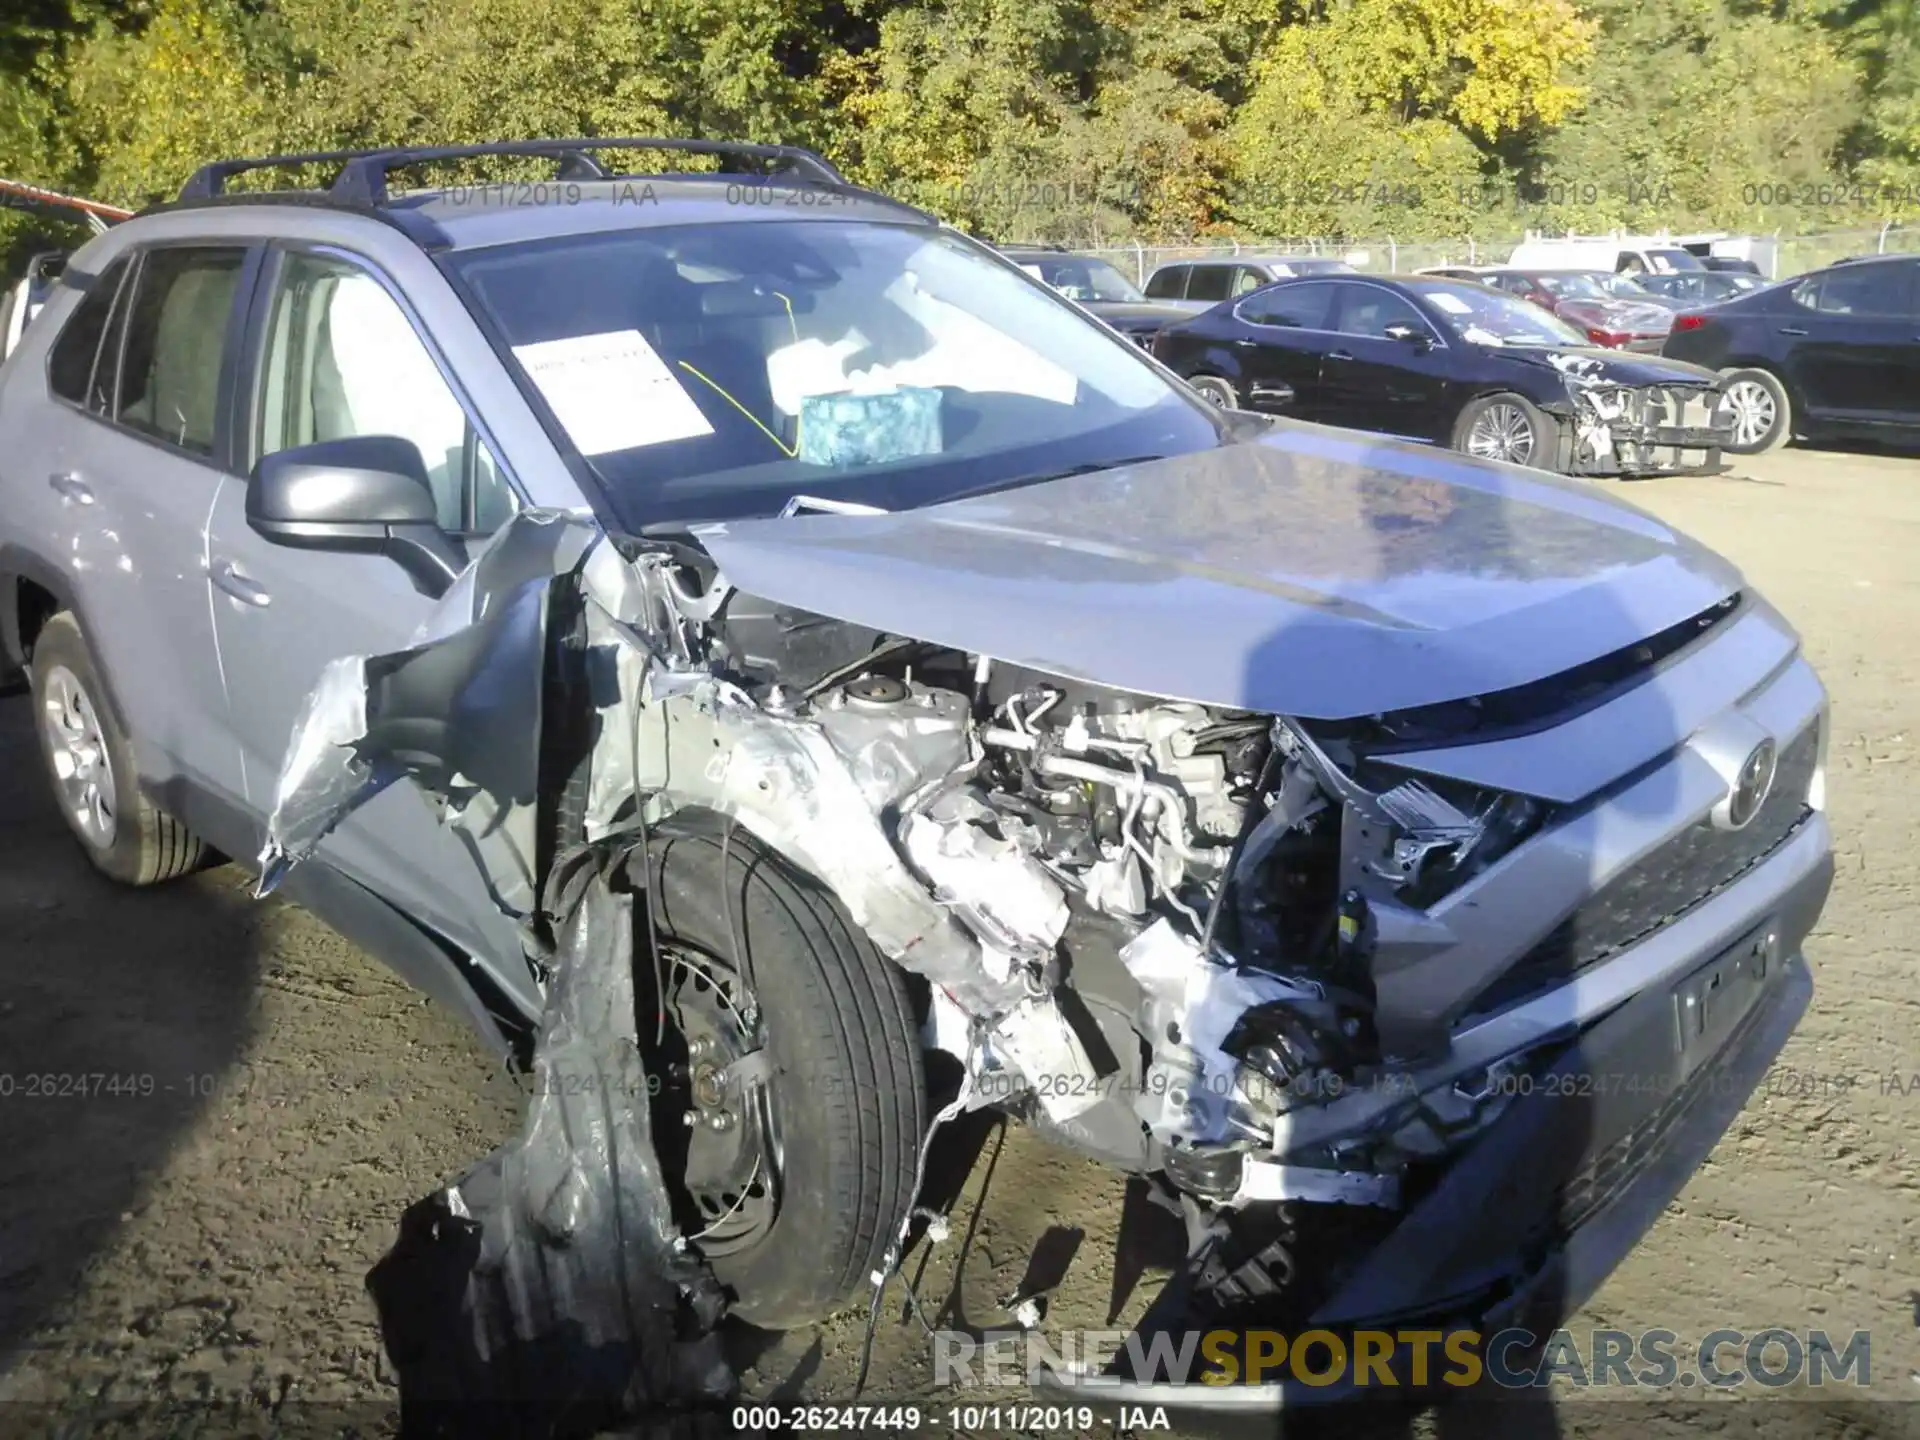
xmin=250 ymin=241 xmax=528 ymax=533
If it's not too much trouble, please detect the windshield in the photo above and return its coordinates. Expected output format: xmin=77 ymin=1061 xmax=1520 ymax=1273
xmin=1407 ymin=280 xmax=1589 ymax=346
xmin=1645 ymin=248 xmax=1704 ymax=272
xmin=1011 ymin=254 xmax=1146 ymax=303
xmin=448 ymin=222 xmax=1223 ymax=528
xmin=1535 ymin=272 xmax=1610 ymax=300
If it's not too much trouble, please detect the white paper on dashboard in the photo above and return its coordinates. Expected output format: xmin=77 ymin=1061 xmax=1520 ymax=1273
xmin=1427 ymin=292 xmax=1471 ymax=314
xmin=511 ymin=330 xmax=714 ymax=455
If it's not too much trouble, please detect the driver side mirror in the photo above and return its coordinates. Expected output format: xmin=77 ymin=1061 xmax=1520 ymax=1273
xmin=1383 ymin=322 xmax=1435 ymax=350
xmin=247 ymin=435 xmax=465 ymax=599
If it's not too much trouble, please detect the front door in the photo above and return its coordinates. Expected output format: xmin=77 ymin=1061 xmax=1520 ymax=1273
xmin=1315 ymin=281 xmax=1454 ymax=441
xmin=204 ymin=246 xmax=531 ymax=993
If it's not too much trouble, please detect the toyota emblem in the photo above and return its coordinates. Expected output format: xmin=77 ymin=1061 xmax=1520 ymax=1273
xmin=1723 ymin=738 xmax=1778 ymax=830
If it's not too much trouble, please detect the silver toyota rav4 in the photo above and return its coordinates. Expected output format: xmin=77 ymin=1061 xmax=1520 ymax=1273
xmin=0 ymin=139 xmax=1832 ymax=1411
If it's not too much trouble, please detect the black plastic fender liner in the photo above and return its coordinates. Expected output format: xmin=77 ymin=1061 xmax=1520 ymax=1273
xmin=366 ymin=846 xmax=735 ymax=1438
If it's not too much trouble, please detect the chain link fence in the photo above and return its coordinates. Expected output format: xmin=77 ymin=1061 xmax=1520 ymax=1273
xmin=1062 ymin=224 xmax=1919 ymax=286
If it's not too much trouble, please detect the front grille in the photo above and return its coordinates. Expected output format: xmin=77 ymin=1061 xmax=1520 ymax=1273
xmin=1638 ymin=384 xmax=1719 ymax=430
xmin=1466 ymin=722 xmax=1819 ymax=1018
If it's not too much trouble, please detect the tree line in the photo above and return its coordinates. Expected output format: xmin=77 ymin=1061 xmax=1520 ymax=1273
xmin=1 ymin=0 xmax=1914 ymax=259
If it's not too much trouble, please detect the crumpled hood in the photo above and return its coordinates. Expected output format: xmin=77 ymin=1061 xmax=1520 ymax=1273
xmin=1557 ymin=297 xmax=1675 ymax=335
xmin=692 ymin=424 xmax=1745 ymax=721
xmin=1497 ymin=346 xmax=1722 ymax=388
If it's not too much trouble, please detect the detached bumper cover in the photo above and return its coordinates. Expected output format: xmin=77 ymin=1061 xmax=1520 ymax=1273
xmin=1034 ymin=843 xmax=1830 ymax=1426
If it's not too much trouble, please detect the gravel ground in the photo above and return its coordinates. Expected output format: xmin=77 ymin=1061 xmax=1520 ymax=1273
xmin=0 ymin=446 xmax=1916 ymax=1439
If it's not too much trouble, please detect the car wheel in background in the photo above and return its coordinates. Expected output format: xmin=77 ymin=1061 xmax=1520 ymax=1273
xmin=1453 ymin=393 xmax=1552 ymax=468
xmin=1187 ymin=374 xmax=1238 ymax=409
xmin=28 ymin=611 xmax=208 ymax=885
xmin=1719 ymin=368 xmax=1792 ymax=454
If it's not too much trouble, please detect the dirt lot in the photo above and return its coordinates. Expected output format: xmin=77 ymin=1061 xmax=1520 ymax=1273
xmin=1 ymin=446 xmax=1917 ymax=1439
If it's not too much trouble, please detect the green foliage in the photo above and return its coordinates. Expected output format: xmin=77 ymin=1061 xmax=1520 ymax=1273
xmin=0 ymin=0 xmax=1913 ymax=249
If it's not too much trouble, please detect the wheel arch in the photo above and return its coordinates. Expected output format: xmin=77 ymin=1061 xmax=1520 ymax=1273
xmin=1 ymin=546 xmax=134 ymax=735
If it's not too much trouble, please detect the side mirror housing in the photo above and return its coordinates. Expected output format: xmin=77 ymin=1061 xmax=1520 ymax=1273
xmin=247 ymin=435 xmax=464 ymax=598
xmin=1383 ymin=322 xmax=1435 ymax=350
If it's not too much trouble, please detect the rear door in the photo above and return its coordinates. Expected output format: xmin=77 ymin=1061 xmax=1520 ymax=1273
xmin=204 ymin=243 xmax=530 ymax=985
xmin=1315 ymin=281 xmax=1455 ymax=440
xmin=1229 ymin=280 xmax=1341 ymax=416
xmin=1780 ymin=260 xmax=1918 ymax=423
xmin=19 ymin=245 xmax=254 ymax=813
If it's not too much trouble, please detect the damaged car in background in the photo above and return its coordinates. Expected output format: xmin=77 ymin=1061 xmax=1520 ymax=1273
xmin=0 ymin=139 xmax=1832 ymax=1420
xmin=1153 ymin=272 xmax=1737 ymax=476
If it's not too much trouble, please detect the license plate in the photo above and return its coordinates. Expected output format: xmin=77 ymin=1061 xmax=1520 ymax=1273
xmin=1672 ymin=921 xmax=1777 ymax=1078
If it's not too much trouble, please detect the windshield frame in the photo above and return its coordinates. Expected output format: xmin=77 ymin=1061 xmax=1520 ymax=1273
xmin=438 ymin=218 xmax=1231 ymax=532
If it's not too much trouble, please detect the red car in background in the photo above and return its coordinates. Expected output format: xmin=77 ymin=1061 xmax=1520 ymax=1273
xmin=1422 ymin=265 xmax=1676 ymax=352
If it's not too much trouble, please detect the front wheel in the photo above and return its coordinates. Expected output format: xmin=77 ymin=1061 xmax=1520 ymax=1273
xmin=1718 ymin=368 xmax=1792 ymax=454
xmin=638 ymin=816 xmax=927 ymax=1328
xmin=1453 ymin=393 xmax=1553 ymax=469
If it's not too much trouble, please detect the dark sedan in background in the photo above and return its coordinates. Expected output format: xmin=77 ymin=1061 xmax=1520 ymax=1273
xmin=997 ymin=245 xmax=1189 ymax=347
xmin=1662 ymin=253 xmax=1920 ymax=454
xmin=1153 ymin=273 xmax=1733 ymax=475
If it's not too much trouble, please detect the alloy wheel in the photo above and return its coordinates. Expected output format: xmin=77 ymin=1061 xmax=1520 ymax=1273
xmin=1465 ymin=402 xmax=1537 ymax=464
xmin=1723 ymin=379 xmax=1777 ymax=449
xmin=40 ymin=664 xmax=117 ymax=849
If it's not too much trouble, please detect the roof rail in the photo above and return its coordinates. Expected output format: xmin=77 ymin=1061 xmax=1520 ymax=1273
xmin=330 ymin=138 xmax=846 ymax=206
xmin=178 ymin=138 xmax=845 ymax=206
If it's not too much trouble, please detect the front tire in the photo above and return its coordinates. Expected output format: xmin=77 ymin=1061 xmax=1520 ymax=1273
xmin=1719 ymin=368 xmax=1792 ymax=454
xmin=1453 ymin=393 xmax=1554 ymax=469
xmin=28 ymin=611 xmax=207 ymax=885
xmin=639 ymin=816 xmax=927 ymax=1328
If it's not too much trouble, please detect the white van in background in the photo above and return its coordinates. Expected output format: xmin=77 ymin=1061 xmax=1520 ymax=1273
xmin=1507 ymin=234 xmax=1708 ymax=275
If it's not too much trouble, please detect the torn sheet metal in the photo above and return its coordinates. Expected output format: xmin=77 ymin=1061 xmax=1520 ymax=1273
xmin=366 ymin=853 xmax=732 ymax=1435
xmin=625 ymin=668 xmax=1026 ymax=1017
xmin=257 ymin=508 xmax=600 ymax=915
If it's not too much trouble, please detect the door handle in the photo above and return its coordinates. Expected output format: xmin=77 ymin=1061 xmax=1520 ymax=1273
xmin=48 ymin=472 xmax=93 ymax=505
xmin=1327 ymin=350 xmax=1355 ymax=362
xmin=211 ymin=558 xmax=271 ymax=608
xmin=1777 ymin=326 xmax=1809 ymax=336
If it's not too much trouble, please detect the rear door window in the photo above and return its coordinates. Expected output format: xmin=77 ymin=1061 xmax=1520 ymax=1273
xmin=1144 ymin=266 xmax=1187 ymax=299
xmin=1799 ymin=261 xmax=1915 ymax=317
xmin=114 ymin=246 xmax=248 ymax=456
xmin=47 ymin=257 xmax=132 ymax=409
xmin=1185 ymin=265 xmax=1234 ymax=303
xmin=1238 ymin=281 xmax=1338 ymax=330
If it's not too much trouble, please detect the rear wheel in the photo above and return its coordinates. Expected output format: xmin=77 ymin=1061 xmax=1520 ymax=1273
xmin=1453 ymin=393 xmax=1552 ymax=468
xmin=638 ymin=816 xmax=927 ymax=1327
xmin=1719 ymin=368 xmax=1791 ymax=454
xmin=1187 ymin=374 xmax=1238 ymax=409
xmin=28 ymin=612 xmax=207 ymax=885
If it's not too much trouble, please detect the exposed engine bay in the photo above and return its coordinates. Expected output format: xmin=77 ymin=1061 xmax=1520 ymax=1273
xmin=256 ymin=509 xmax=1581 ymax=1231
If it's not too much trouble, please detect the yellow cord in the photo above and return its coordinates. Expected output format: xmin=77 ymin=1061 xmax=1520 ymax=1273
xmin=674 ymin=293 xmax=806 ymax=459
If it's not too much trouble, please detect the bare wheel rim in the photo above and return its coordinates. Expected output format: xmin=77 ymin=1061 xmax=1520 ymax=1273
xmin=1192 ymin=376 xmax=1235 ymax=408
xmin=1723 ymin=379 xmax=1777 ymax=448
xmin=40 ymin=664 xmax=117 ymax=849
xmin=1465 ymin=402 xmax=1537 ymax=464
xmin=655 ymin=941 xmax=780 ymax=1256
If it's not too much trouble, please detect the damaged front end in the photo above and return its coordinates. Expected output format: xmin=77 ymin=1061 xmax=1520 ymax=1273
xmin=1555 ymin=360 xmax=1734 ymax=476
xmin=258 ymin=464 xmax=1824 ymax=1416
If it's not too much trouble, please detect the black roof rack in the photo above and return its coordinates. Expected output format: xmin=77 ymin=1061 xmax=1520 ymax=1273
xmin=179 ymin=137 xmax=847 ymax=205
